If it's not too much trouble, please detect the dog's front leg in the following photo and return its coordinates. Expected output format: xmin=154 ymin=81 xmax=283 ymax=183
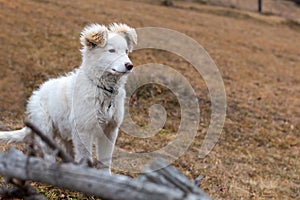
xmin=96 ymin=128 xmax=118 ymax=174
xmin=72 ymin=130 xmax=93 ymax=163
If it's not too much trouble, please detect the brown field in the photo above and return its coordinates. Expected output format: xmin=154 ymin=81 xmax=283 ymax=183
xmin=0 ymin=0 xmax=299 ymax=199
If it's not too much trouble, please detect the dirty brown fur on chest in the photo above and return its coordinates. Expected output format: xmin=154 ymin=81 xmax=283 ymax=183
xmin=95 ymin=93 xmax=117 ymax=126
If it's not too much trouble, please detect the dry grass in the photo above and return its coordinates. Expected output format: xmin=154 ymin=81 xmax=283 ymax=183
xmin=0 ymin=0 xmax=299 ymax=199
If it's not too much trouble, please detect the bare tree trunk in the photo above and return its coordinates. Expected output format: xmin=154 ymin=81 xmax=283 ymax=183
xmin=0 ymin=148 xmax=211 ymax=200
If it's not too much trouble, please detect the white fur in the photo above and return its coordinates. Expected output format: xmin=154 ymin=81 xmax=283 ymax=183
xmin=0 ymin=23 xmax=137 ymax=174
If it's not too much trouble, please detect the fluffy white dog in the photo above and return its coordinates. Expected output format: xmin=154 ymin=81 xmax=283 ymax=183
xmin=0 ymin=23 xmax=137 ymax=173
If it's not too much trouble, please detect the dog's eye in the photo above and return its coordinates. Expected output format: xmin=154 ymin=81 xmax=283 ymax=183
xmin=108 ymin=49 xmax=116 ymax=53
xmin=126 ymin=49 xmax=129 ymax=54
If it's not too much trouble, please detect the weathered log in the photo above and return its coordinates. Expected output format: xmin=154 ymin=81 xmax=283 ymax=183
xmin=139 ymin=158 xmax=209 ymax=198
xmin=0 ymin=149 xmax=211 ymax=199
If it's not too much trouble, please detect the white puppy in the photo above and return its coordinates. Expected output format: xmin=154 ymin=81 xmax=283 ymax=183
xmin=0 ymin=23 xmax=137 ymax=173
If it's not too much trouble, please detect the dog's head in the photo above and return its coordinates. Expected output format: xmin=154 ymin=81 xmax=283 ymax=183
xmin=80 ymin=23 xmax=137 ymax=76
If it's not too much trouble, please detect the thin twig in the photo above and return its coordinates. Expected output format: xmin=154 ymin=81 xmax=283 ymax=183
xmin=24 ymin=120 xmax=73 ymax=163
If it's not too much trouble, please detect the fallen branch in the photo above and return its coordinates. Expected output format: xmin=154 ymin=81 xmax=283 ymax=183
xmin=0 ymin=148 xmax=211 ymax=200
xmin=139 ymin=157 xmax=207 ymax=196
xmin=24 ymin=120 xmax=73 ymax=163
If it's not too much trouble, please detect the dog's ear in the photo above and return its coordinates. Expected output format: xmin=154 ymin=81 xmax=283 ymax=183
xmin=80 ymin=24 xmax=108 ymax=48
xmin=108 ymin=23 xmax=137 ymax=52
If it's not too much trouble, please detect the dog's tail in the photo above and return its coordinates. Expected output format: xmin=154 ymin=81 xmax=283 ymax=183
xmin=0 ymin=127 xmax=32 ymax=144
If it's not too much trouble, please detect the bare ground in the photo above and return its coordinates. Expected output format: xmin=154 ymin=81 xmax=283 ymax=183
xmin=0 ymin=0 xmax=299 ymax=199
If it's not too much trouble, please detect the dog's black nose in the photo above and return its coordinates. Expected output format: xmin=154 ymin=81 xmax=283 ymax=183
xmin=125 ymin=62 xmax=133 ymax=71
